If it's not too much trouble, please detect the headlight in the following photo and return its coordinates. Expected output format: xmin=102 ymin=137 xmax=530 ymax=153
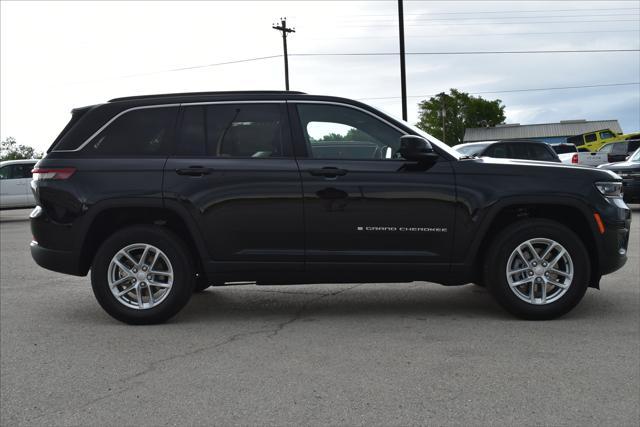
xmin=595 ymin=181 xmax=623 ymax=197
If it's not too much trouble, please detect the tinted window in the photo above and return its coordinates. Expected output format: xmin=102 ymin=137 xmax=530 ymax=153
xmin=483 ymin=144 xmax=508 ymax=158
xmin=599 ymin=131 xmax=615 ymax=139
xmin=177 ymin=104 xmax=285 ymax=157
xmin=610 ymin=142 xmax=628 ymax=154
xmin=297 ymin=104 xmax=403 ymax=160
xmin=551 ymin=144 xmax=577 ymax=154
xmin=527 ymin=144 xmax=556 ymax=161
xmin=627 ymin=140 xmax=640 ymax=152
xmin=456 ymin=143 xmax=489 ymax=156
xmin=567 ymin=135 xmax=583 ymax=145
xmin=0 ymin=163 xmax=35 ymax=179
xmin=584 ymin=133 xmax=597 ymax=143
xmin=86 ymin=107 xmax=177 ymax=155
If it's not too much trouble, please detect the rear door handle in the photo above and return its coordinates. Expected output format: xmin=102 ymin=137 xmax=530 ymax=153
xmin=308 ymin=167 xmax=348 ymax=178
xmin=175 ymin=166 xmax=212 ymax=176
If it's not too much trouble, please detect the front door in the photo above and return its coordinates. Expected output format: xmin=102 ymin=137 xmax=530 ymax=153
xmin=163 ymin=102 xmax=304 ymax=273
xmin=289 ymin=102 xmax=456 ymax=273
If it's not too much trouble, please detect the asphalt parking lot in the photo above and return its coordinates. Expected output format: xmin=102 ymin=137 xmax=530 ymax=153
xmin=1 ymin=207 xmax=639 ymax=426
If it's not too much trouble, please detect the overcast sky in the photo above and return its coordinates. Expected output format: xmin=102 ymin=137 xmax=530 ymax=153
xmin=1 ymin=0 xmax=639 ymax=151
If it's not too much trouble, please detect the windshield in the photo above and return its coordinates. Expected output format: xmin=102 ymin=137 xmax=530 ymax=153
xmin=375 ymin=106 xmax=463 ymax=159
xmin=631 ymin=148 xmax=640 ymax=162
xmin=454 ymin=143 xmax=490 ymax=156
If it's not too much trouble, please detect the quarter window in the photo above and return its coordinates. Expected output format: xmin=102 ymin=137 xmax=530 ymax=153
xmin=86 ymin=107 xmax=177 ymax=155
xmin=177 ymin=104 xmax=285 ymax=158
xmin=296 ymin=104 xmax=403 ymax=160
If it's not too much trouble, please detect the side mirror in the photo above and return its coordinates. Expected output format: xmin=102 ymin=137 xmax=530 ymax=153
xmin=398 ymin=135 xmax=439 ymax=162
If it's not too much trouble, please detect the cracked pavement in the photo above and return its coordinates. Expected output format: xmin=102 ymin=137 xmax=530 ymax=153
xmin=1 ymin=208 xmax=639 ymax=426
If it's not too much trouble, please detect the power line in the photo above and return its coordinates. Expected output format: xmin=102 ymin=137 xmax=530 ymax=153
xmin=320 ymin=13 xmax=634 ymax=23
xmin=358 ymin=82 xmax=640 ymax=101
xmin=340 ymin=7 xmax=640 ymax=17
xmin=122 ymin=55 xmax=282 ymax=77
xmin=318 ymin=19 xmax=639 ymax=28
xmin=298 ymin=29 xmax=640 ymax=40
xmin=290 ymin=49 xmax=640 ymax=57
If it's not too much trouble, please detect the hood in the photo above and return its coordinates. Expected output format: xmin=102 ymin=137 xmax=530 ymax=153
xmin=598 ymin=161 xmax=640 ymax=171
xmin=468 ymin=156 xmax=621 ymax=180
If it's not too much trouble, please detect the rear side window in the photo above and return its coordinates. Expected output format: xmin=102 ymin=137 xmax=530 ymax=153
xmin=610 ymin=142 xmax=628 ymax=154
xmin=176 ymin=104 xmax=285 ymax=158
xmin=584 ymin=133 xmax=597 ymax=143
xmin=86 ymin=107 xmax=177 ymax=155
xmin=483 ymin=144 xmax=508 ymax=158
xmin=527 ymin=144 xmax=556 ymax=161
xmin=0 ymin=163 xmax=35 ymax=179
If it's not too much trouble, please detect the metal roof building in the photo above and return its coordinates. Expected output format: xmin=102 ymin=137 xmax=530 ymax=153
xmin=463 ymin=119 xmax=623 ymax=143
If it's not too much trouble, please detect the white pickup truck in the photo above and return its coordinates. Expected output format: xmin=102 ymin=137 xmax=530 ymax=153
xmin=558 ymin=150 xmax=608 ymax=167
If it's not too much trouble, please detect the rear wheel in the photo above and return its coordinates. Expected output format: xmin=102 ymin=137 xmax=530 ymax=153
xmin=483 ymin=219 xmax=590 ymax=320
xmin=91 ymin=225 xmax=194 ymax=324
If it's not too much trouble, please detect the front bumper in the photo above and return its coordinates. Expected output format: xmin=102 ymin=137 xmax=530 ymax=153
xmin=598 ymin=198 xmax=631 ymax=275
xmin=622 ymin=178 xmax=640 ymax=202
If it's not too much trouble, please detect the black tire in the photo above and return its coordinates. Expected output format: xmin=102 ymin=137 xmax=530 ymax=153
xmin=91 ymin=225 xmax=194 ymax=325
xmin=483 ymin=219 xmax=590 ymax=320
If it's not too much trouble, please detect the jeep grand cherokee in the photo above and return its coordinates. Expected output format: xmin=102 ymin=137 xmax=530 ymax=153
xmin=30 ymin=91 xmax=631 ymax=324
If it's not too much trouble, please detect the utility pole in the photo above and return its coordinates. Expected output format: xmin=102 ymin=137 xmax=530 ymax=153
xmin=439 ymin=92 xmax=446 ymax=144
xmin=272 ymin=18 xmax=295 ymax=90
xmin=398 ymin=0 xmax=408 ymax=121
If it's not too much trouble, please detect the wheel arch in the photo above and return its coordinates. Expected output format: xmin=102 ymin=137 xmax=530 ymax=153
xmin=468 ymin=196 xmax=603 ymax=288
xmin=77 ymin=200 xmax=207 ymax=276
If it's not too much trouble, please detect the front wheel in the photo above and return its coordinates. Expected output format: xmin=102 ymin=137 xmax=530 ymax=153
xmin=91 ymin=225 xmax=194 ymax=324
xmin=483 ymin=219 xmax=590 ymax=320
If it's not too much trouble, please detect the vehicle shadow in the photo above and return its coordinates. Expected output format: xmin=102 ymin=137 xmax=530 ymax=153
xmin=175 ymin=284 xmax=514 ymax=323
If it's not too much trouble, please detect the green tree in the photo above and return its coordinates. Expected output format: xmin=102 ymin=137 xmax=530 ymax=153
xmin=416 ymin=89 xmax=506 ymax=146
xmin=0 ymin=137 xmax=42 ymax=161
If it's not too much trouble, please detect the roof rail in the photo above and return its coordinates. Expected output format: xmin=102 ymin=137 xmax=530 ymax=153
xmin=109 ymin=90 xmax=306 ymax=102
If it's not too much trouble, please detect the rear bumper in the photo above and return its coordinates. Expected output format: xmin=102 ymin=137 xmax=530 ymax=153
xmin=30 ymin=241 xmax=85 ymax=276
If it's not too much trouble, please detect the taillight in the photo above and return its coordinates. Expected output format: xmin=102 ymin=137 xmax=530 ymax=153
xmin=571 ymin=154 xmax=578 ymax=164
xmin=32 ymin=167 xmax=76 ymax=181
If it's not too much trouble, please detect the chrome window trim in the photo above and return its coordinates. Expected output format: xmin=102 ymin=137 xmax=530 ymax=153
xmin=53 ymin=100 xmax=287 ymax=153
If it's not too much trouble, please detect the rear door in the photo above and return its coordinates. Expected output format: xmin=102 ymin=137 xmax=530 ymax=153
xmin=289 ymin=101 xmax=456 ymax=273
xmin=163 ymin=102 xmax=304 ymax=273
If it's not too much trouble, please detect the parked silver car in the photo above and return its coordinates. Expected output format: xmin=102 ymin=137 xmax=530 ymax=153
xmin=0 ymin=159 xmax=39 ymax=209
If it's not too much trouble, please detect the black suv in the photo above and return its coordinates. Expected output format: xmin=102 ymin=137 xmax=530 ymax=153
xmin=453 ymin=140 xmax=561 ymax=162
xmin=30 ymin=91 xmax=631 ymax=324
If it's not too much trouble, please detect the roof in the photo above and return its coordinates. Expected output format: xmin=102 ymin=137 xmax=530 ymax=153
xmin=0 ymin=159 xmax=39 ymax=166
xmin=464 ymin=119 xmax=622 ymax=142
xmin=109 ymin=90 xmax=306 ymax=103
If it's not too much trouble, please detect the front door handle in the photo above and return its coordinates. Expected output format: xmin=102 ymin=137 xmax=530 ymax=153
xmin=308 ymin=167 xmax=348 ymax=178
xmin=175 ymin=166 xmax=212 ymax=176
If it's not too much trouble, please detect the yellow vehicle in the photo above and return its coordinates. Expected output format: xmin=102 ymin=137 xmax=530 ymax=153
xmin=567 ymin=129 xmax=640 ymax=152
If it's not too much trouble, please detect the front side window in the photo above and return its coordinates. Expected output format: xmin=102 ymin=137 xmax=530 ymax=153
xmin=0 ymin=166 xmax=8 ymax=180
xmin=296 ymin=104 xmax=403 ymax=160
xmin=86 ymin=107 xmax=177 ymax=155
xmin=599 ymin=131 xmax=615 ymax=139
xmin=599 ymin=143 xmax=614 ymax=153
xmin=584 ymin=133 xmax=597 ymax=143
xmin=177 ymin=104 xmax=284 ymax=158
